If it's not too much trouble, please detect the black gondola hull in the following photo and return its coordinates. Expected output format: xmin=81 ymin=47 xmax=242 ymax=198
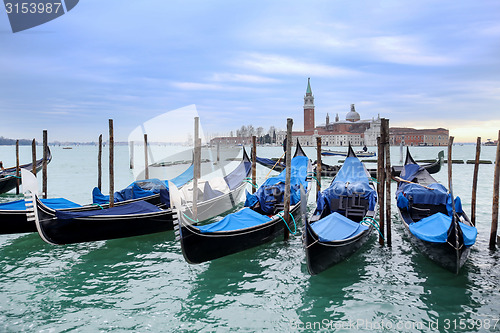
xmin=0 ymin=209 xmax=37 ymax=234
xmin=179 ymin=203 xmax=302 ymax=264
xmin=399 ymin=209 xmax=470 ymax=274
xmin=395 ymin=147 xmax=474 ymax=273
xmin=304 ymin=221 xmax=373 ymax=275
xmin=0 ymin=147 xmax=52 ymax=194
xmin=34 ymin=197 xmax=174 ymax=245
xmin=0 ymin=194 xmax=163 ymax=235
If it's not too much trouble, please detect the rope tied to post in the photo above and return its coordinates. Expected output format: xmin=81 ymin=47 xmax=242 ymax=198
xmin=361 ymin=216 xmax=384 ymax=239
xmin=277 ymin=211 xmax=297 ymax=235
xmin=243 ymin=177 xmax=259 ymax=189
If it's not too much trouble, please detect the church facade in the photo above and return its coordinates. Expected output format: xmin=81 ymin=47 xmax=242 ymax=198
xmin=276 ymin=78 xmax=381 ymax=147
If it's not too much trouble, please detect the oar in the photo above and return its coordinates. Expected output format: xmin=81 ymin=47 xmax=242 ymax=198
xmin=393 ymin=176 xmax=434 ymax=190
xmin=264 ymin=151 xmax=286 ymax=180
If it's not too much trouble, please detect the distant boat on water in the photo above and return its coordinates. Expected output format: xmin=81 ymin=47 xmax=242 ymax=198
xmin=484 ymin=139 xmax=497 ymax=146
xmin=321 ymin=148 xmax=376 ymax=157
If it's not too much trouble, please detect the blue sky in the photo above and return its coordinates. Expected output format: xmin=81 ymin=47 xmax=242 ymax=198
xmin=1 ymin=0 xmax=499 ymax=142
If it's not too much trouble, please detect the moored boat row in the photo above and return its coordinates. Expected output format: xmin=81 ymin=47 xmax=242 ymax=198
xmin=1 ymin=141 xmax=478 ymax=274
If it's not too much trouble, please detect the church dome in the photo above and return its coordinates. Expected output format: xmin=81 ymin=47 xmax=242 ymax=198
xmin=346 ymin=104 xmax=360 ymax=122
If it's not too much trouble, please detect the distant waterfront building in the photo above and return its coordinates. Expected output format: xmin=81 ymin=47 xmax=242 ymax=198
xmin=276 ymin=78 xmax=382 ymax=147
xmin=389 ymin=127 xmax=449 ymax=146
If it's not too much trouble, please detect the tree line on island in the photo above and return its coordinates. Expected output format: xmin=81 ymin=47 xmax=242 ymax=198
xmin=0 ymin=136 xmax=34 ymax=145
xmin=232 ymin=125 xmax=278 ymax=144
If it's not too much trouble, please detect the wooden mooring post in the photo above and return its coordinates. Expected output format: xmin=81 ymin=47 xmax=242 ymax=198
xmin=31 ymin=139 xmax=36 ymax=175
xmin=448 ymin=136 xmax=454 ymax=195
xmin=193 ymin=117 xmax=200 ymax=220
xmin=283 ymin=118 xmax=293 ymax=241
xmin=109 ymin=120 xmax=114 ymax=207
xmin=383 ymin=119 xmax=391 ymax=246
xmin=316 ymin=136 xmax=322 ymax=200
xmin=144 ymin=134 xmax=149 ymax=180
xmin=471 ymin=137 xmax=481 ymax=226
xmin=252 ymin=136 xmax=257 ymax=194
xmin=490 ymin=130 xmax=500 ymax=250
xmin=42 ymin=130 xmax=48 ymax=199
xmin=129 ymin=141 xmax=134 ymax=169
xmin=98 ymin=134 xmax=102 ymax=191
xmin=15 ymin=140 xmax=20 ymax=194
xmin=377 ymin=136 xmax=385 ymax=246
xmin=217 ymin=141 xmax=220 ymax=164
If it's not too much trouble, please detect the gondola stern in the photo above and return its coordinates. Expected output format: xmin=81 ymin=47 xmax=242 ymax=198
xmin=167 ymin=180 xmax=184 ymax=242
xmin=346 ymin=143 xmax=357 ymax=158
xmin=405 ymin=147 xmax=417 ymax=165
xmin=21 ymin=169 xmax=57 ymax=245
xmin=294 ymin=140 xmax=307 ymax=158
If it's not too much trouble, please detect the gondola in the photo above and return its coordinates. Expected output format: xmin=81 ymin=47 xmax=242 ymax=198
xmin=321 ymin=148 xmax=376 ymax=157
xmin=20 ymin=149 xmax=252 ymax=244
xmin=395 ymin=148 xmax=477 ymax=273
xmin=0 ymin=147 xmax=52 ymax=194
xmin=314 ymin=150 xmax=444 ymax=178
xmin=255 ymin=156 xmax=286 ymax=173
xmin=0 ymin=156 xmax=195 ymax=235
xmin=303 ymin=144 xmax=378 ymax=275
xmin=170 ymin=141 xmax=312 ymax=264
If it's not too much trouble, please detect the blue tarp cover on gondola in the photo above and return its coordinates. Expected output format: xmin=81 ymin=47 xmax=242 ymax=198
xmin=244 ymin=156 xmax=309 ymax=214
xmin=316 ymin=156 xmax=377 ymax=212
xmin=399 ymin=163 xmax=422 ymax=181
xmin=92 ymin=164 xmax=194 ymax=205
xmin=396 ymin=182 xmax=449 ymax=206
xmin=55 ymin=201 xmax=161 ymax=220
xmin=396 ymin=182 xmax=463 ymax=217
xmin=311 ymin=212 xmax=368 ymax=242
xmin=409 ymin=212 xmax=477 ymax=246
xmin=196 ymin=207 xmax=272 ymax=233
xmin=0 ymin=198 xmax=81 ymax=210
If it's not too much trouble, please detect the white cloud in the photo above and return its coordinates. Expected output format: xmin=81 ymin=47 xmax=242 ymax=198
xmin=210 ymin=73 xmax=280 ymax=84
xmin=361 ymin=35 xmax=457 ymax=66
xmin=171 ymin=82 xmax=225 ymax=91
xmin=237 ymin=53 xmax=360 ymax=77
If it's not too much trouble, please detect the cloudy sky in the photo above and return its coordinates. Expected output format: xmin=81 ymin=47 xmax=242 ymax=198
xmin=1 ymin=0 xmax=499 ymax=143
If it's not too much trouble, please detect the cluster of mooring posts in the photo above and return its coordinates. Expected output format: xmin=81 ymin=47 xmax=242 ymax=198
xmin=8 ymin=130 xmax=50 ymax=197
xmin=4 ymin=121 xmax=500 ymax=251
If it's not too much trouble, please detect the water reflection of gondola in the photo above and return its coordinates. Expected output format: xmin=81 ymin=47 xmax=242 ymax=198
xmin=178 ymin=237 xmax=307 ymax=330
xmin=0 ymin=231 xmax=180 ymax=328
xmin=297 ymin=238 xmax=372 ymax=327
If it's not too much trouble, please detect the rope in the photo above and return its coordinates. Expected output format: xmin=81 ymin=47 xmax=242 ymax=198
xmin=306 ymin=239 xmax=319 ymax=249
xmin=182 ymin=212 xmax=199 ymax=224
xmin=393 ymin=176 xmax=434 ymax=190
xmin=264 ymin=152 xmax=286 ymax=180
xmin=91 ymin=203 xmax=105 ymax=210
xmin=277 ymin=212 xmax=297 ymax=235
xmin=361 ymin=216 xmax=384 ymax=239
xmin=370 ymin=177 xmax=379 ymax=184
xmin=310 ymin=176 xmax=320 ymax=186
xmin=243 ymin=177 xmax=259 ymax=189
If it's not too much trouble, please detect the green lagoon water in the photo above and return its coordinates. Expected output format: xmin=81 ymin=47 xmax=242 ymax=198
xmin=0 ymin=144 xmax=499 ymax=332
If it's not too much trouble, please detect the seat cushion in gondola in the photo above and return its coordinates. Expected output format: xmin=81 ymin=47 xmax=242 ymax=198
xmin=311 ymin=212 xmax=368 ymax=242
xmin=195 ymin=207 xmax=272 ymax=233
xmin=55 ymin=201 xmax=162 ymax=220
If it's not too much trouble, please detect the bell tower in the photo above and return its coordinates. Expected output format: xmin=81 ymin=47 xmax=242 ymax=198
xmin=303 ymin=77 xmax=315 ymax=132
